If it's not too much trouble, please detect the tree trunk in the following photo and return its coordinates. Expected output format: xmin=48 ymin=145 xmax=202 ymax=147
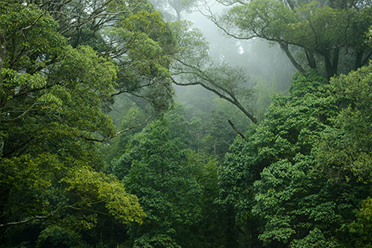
xmin=323 ymin=48 xmax=339 ymax=80
xmin=305 ymin=49 xmax=317 ymax=69
xmin=332 ymin=47 xmax=340 ymax=76
xmin=279 ymin=42 xmax=306 ymax=74
xmin=355 ymin=50 xmax=363 ymax=70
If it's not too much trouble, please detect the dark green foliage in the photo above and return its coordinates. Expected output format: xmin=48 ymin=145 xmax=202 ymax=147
xmin=314 ymin=63 xmax=372 ymax=247
xmin=2 ymin=0 xmax=372 ymax=247
xmin=217 ymin=0 xmax=372 ymax=79
xmin=0 ymin=1 xmax=181 ymax=247
xmin=109 ymin=105 xmax=229 ymax=247
xmin=218 ymin=69 xmax=372 ymax=247
xmin=113 ymin=107 xmax=203 ymax=247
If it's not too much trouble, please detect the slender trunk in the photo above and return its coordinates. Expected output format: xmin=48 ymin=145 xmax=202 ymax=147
xmin=324 ymin=48 xmax=340 ymax=80
xmin=362 ymin=50 xmax=372 ymax=67
xmin=332 ymin=47 xmax=340 ymax=76
xmin=305 ymin=49 xmax=317 ymax=69
xmin=355 ymin=50 xmax=363 ymax=70
xmin=323 ymin=51 xmax=333 ymax=80
xmin=175 ymin=9 xmax=181 ymax=21
xmin=286 ymin=0 xmax=295 ymax=10
xmin=324 ymin=56 xmax=332 ymax=80
xmin=279 ymin=42 xmax=306 ymax=74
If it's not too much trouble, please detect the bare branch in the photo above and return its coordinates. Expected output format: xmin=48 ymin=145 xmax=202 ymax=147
xmin=0 ymin=204 xmax=75 ymax=228
xmin=75 ymin=115 xmax=151 ymax=142
xmin=1 ymin=101 xmax=39 ymax=123
xmin=228 ymin=118 xmax=248 ymax=141
xmin=21 ymin=11 xmax=47 ymax=35
xmin=111 ymin=78 xmax=157 ymax=97
xmin=172 ymin=77 xmax=257 ymax=123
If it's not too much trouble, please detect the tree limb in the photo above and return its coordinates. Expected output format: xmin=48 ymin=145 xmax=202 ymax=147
xmin=0 ymin=204 xmax=75 ymax=228
xmin=228 ymin=118 xmax=248 ymax=142
xmin=172 ymin=77 xmax=257 ymax=123
xmin=75 ymin=115 xmax=151 ymax=142
xmin=279 ymin=42 xmax=306 ymax=73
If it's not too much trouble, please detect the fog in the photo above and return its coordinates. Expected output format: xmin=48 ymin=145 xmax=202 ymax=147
xmin=170 ymin=1 xmax=296 ymax=121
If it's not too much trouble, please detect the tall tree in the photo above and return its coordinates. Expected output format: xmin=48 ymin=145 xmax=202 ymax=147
xmin=208 ymin=0 xmax=372 ymax=79
xmin=217 ymin=72 xmax=343 ymax=247
xmin=29 ymin=0 xmax=176 ymax=113
xmin=218 ymin=67 xmax=372 ymax=247
xmin=0 ymin=2 xmax=148 ymax=246
xmin=314 ymin=62 xmax=372 ymax=247
xmin=112 ymin=107 xmax=203 ymax=247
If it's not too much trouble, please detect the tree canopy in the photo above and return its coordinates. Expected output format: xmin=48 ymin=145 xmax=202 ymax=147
xmin=218 ymin=66 xmax=372 ymax=247
xmin=2 ymin=0 xmax=372 ymax=247
xmin=0 ymin=0 xmax=170 ymax=246
xmin=210 ymin=0 xmax=372 ymax=79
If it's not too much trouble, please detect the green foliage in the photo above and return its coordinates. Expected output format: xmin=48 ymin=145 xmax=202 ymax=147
xmin=0 ymin=2 xmax=148 ymax=247
xmin=351 ymin=197 xmax=372 ymax=248
xmin=315 ymin=63 xmax=372 ymax=181
xmin=3 ymin=1 xmax=372 ymax=248
xmin=290 ymin=228 xmax=339 ymax=248
xmin=36 ymin=224 xmax=90 ymax=248
xmin=45 ymin=0 xmax=176 ymax=114
xmin=113 ymin=107 xmax=203 ymax=247
xmin=190 ymin=155 xmax=225 ymax=248
xmin=62 ymin=166 xmax=146 ymax=224
xmin=104 ymin=4 xmax=176 ymax=113
xmin=253 ymin=155 xmax=349 ymax=247
xmin=0 ymin=2 xmax=66 ymax=70
xmin=103 ymin=106 xmax=150 ymax=164
xmin=217 ymin=69 xmax=372 ymax=247
xmin=109 ymin=105 xmax=227 ymax=247
xmin=218 ymin=0 xmax=372 ymax=78
xmin=314 ymin=63 xmax=372 ymax=247
xmin=254 ymin=77 xmax=278 ymax=121
xmin=133 ymin=233 xmax=181 ymax=248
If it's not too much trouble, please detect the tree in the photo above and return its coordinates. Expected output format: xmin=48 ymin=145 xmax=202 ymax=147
xmin=209 ymin=0 xmax=372 ymax=79
xmin=217 ymin=72 xmax=346 ymax=247
xmin=0 ymin=2 xmax=146 ymax=246
xmin=112 ymin=107 xmax=203 ymax=247
xmin=197 ymin=98 xmax=250 ymax=158
xmin=170 ymin=21 xmax=258 ymax=123
xmin=29 ymin=0 xmax=176 ymax=113
xmin=105 ymin=6 xmax=176 ymax=113
xmin=218 ymin=66 xmax=372 ymax=247
xmin=253 ymin=64 xmax=372 ymax=247
xmin=314 ymin=62 xmax=372 ymax=247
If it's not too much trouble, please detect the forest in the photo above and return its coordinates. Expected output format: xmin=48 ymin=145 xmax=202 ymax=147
xmin=1 ymin=0 xmax=372 ymax=247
